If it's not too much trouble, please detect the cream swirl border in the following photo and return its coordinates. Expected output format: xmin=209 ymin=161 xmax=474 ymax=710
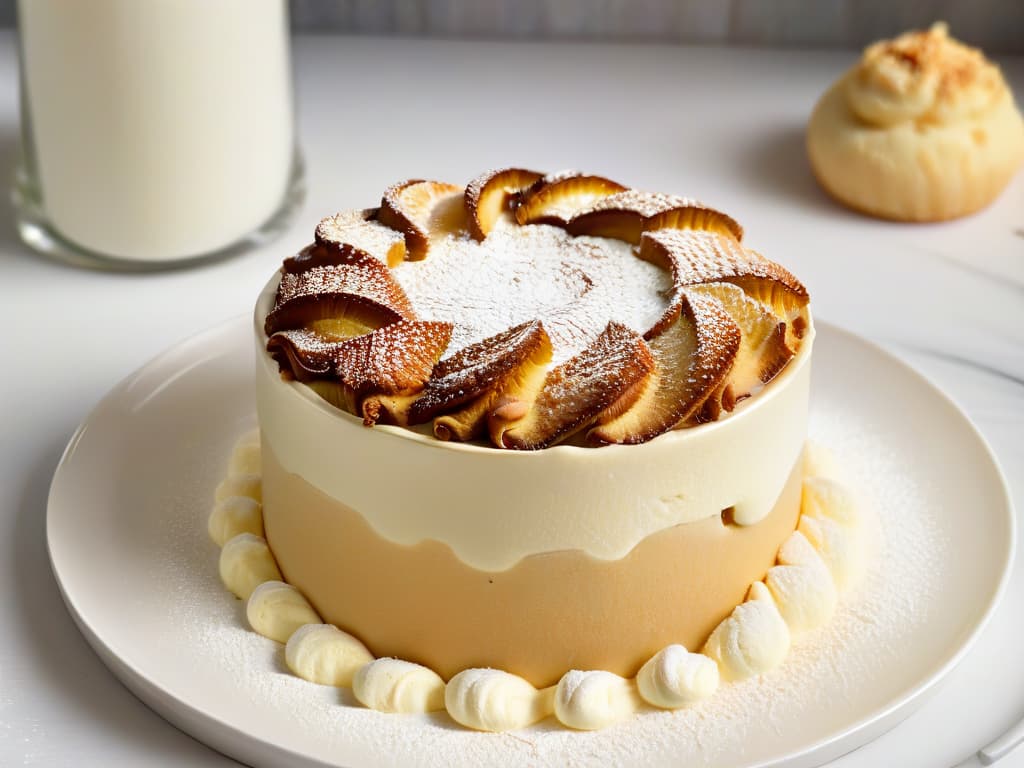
xmin=210 ymin=431 xmax=865 ymax=732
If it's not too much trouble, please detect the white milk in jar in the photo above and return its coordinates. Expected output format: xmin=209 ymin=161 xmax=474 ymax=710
xmin=16 ymin=0 xmax=301 ymax=266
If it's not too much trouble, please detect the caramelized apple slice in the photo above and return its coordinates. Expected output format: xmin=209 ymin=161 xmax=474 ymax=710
xmin=428 ymin=325 xmax=553 ymax=442
xmin=408 ymin=320 xmax=549 ymax=420
xmin=515 ymin=172 xmax=627 ymax=227
xmin=378 ymin=180 xmax=468 ymax=260
xmin=434 ymin=357 xmax=551 ymax=441
xmin=465 ymin=168 xmax=544 ymax=240
xmin=647 ymin=203 xmax=743 ymax=242
xmin=639 ymin=229 xmax=808 ymax=331
xmin=565 ymin=191 xmax=683 ymax=243
xmin=303 ymin=320 xmax=453 ymax=425
xmin=283 ymin=240 xmax=394 ymax=275
xmin=314 ymin=208 xmax=407 ymax=267
xmin=491 ymin=321 xmax=655 ymax=450
xmin=265 ymin=263 xmax=415 ymax=336
xmin=588 ymin=293 xmax=740 ymax=445
xmin=266 ymin=329 xmax=341 ymax=382
xmin=567 ymin=190 xmax=744 ymax=244
xmin=695 ymin=378 xmax=736 ymax=424
xmin=687 ymin=282 xmax=794 ymax=401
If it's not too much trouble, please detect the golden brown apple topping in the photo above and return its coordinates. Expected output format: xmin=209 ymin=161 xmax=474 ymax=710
xmin=267 ymin=328 xmax=341 ymax=382
xmin=310 ymin=320 xmax=452 ymax=426
xmin=491 ymin=321 xmax=655 ymax=450
xmin=266 ymin=170 xmax=809 ymax=448
xmin=378 ymin=180 xmax=468 ymax=260
xmin=464 ymin=168 xmax=544 ymax=240
xmin=265 ymin=262 xmax=415 ymax=337
xmin=314 ymin=208 xmax=407 ymax=267
xmin=283 ymin=242 xmax=388 ymax=275
xmin=687 ymin=283 xmax=794 ymax=403
xmin=567 ymin=191 xmax=744 ymax=245
xmin=428 ymin=323 xmax=554 ymax=443
xmin=515 ymin=172 xmax=628 ymax=226
xmin=409 ymin=320 xmax=550 ymax=423
xmin=588 ymin=293 xmax=740 ymax=445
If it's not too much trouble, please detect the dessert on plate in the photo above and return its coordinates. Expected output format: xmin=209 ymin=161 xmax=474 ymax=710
xmin=208 ymin=169 xmax=865 ymax=731
xmin=807 ymin=22 xmax=1024 ymax=222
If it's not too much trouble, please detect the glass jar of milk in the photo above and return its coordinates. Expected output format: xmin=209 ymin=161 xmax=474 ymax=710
xmin=13 ymin=0 xmax=303 ymax=269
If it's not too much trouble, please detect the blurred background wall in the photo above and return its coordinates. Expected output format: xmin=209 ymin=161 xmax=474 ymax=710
xmin=3 ymin=1 xmax=1023 ymax=53
xmin=286 ymin=0 xmax=1024 ymax=53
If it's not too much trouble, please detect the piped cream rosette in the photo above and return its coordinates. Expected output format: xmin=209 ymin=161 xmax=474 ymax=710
xmin=210 ymin=434 xmax=866 ymax=731
xmin=807 ymin=22 xmax=1024 ymax=221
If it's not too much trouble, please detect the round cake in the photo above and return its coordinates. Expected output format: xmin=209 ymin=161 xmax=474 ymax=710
xmin=254 ymin=169 xmax=813 ymax=688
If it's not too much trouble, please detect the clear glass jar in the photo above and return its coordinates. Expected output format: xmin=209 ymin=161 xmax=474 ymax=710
xmin=12 ymin=0 xmax=304 ymax=270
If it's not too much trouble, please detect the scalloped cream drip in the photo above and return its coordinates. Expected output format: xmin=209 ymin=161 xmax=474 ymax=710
xmin=208 ymin=432 xmax=869 ymax=732
xmin=256 ymin=329 xmax=811 ymax=567
xmin=847 ymin=22 xmax=1010 ymax=127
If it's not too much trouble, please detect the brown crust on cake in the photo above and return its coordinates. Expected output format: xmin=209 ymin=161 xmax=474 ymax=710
xmin=515 ymin=172 xmax=628 ymax=227
xmin=588 ymin=292 xmax=741 ymax=445
xmin=408 ymin=320 xmax=550 ymax=423
xmin=266 ymin=169 xmax=809 ymax=448
xmin=638 ymin=229 xmax=808 ymax=338
xmin=283 ymin=242 xmax=388 ymax=275
xmin=491 ymin=321 xmax=656 ymax=450
xmin=266 ymin=328 xmax=342 ymax=382
xmin=464 ymin=168 xmax=544 ymax=241
xmin=378 ymin=179 xmax=466 ymax=260
xmin=265 ymin=262 xmax=415 ymax=336
xmin=566 ymin=191 xmax=744 ymax=244
xmin=314 ymin=208 xmax=407 ymax=267
xmin=334 ymin=320 xmax=453 ymax=397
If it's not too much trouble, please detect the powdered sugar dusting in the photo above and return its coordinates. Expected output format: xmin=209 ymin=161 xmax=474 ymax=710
xmin=645 ymin=229 xmax=806 ymax=298
xmin=392 ymin=223 xmax=671 ymax=364
xmin=583 ymin=190 xmax=701 ymax=218
xmin=315 ymin=209 xmax=406 ymax=265
xmin=335 ymin=320 xmax=452 ymax=394
xmin=274 ymin=263 xmax=414 ymax=320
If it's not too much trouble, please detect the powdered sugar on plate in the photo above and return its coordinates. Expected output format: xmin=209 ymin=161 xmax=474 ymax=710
xmin=47 ymin=313 xmax=1013 ymax=768
xmin=151 ymin=402 xmax=947 ymax=768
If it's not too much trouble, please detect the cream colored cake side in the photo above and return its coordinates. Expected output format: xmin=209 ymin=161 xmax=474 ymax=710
xmin=261 ymin=445 xmax=804 ymax=686
xmin=255 ymin=281 xmax=814 ymax=572
xmin=209 ymin=432 xmax=867 ymax=732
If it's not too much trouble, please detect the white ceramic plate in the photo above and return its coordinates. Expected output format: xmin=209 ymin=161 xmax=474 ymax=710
xmin=47 ymin=318 xmax=1014 ymax=768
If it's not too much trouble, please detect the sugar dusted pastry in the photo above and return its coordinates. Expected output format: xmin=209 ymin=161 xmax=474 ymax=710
xmin=206 ymin=168 xmax=870 ymax=732
xmin=807 ymin=23 xmax=1024 ymax=221
xmin=256 ymin=169 xmax=814 ymax=686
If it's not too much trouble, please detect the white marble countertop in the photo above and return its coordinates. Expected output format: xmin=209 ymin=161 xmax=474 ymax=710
xmin=1 ymin=32 xmax=1022 ymax=768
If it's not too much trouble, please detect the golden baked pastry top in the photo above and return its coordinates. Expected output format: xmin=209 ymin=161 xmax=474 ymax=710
xmin=849 ymin=22 xmax=1010 ymax=128
xmin=807 ymin=23 xmax=1024 ymax=221
xmin=264 ymin=170 xmax=810 ymax=449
